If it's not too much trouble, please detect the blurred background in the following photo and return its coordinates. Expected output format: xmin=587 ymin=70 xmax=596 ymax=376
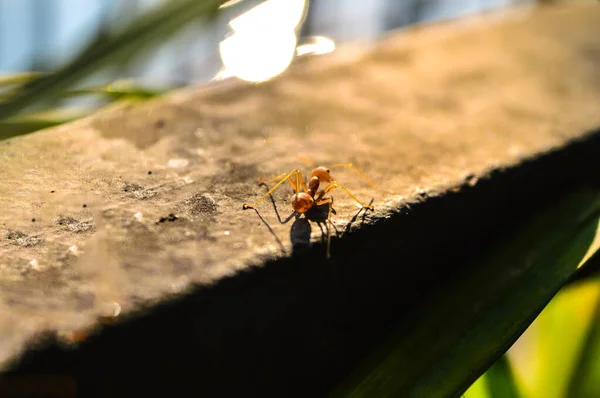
xmin=0 ymin=0 xmax=533 ymax=84
xmin=0 ymin=0 xmax=539 ymax=135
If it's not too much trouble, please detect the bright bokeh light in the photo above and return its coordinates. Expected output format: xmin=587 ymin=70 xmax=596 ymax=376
xmin=228 ymin=0 xmax=307 ymax=32
xmin=219 ymin=29 xmax=297 ymax=83
xmin=296 ymin=36 xmax=335 ymax=56
xmin=218 ymin=0 xmax=308 ymax=83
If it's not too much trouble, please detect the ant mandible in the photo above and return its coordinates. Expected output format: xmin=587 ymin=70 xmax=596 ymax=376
xmin=242 ymin=162 xmax=374 ymax=257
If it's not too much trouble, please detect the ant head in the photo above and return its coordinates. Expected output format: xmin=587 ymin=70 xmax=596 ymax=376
xmin=310 ymin=166 xmax=333 ymax=183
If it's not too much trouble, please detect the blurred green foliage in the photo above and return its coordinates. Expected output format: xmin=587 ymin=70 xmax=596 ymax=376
xmin=466 ymin=274 xmax=600 ymax=398
xmin=0 ymin=0 xmax=224 ymax=140
xmin=333 ymin=191 xmax=600 ymax=398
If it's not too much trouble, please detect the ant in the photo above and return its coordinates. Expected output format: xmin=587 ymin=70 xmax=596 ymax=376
xmin=242 ymin=161 xmax=374 ymax=257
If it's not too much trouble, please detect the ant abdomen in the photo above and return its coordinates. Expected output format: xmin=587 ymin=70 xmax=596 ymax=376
xmin=292 ymin=192 xmax=314 ymax=213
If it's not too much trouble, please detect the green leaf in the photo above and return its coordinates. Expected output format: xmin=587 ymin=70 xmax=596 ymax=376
xmin=0 ymin=108 xmax=91 ymax=140
xmin=505 ymin=279 xmax=600 ymax=398
xmin=463 ymin=355 xmax=521 ymax=398
xmin=65 ymin=79 xmax=168 ymax=100
xmin=331 ymin=190 xmax=600 ymax=398
xmin=463 ymin=375 xmax=490 ymax=398
xmin=0 ymin=0 xmax=224 ymax=120
xmin=569 ymin=243 xmax=600 ymax=286
xmin=0 ymin=79 xmax=165 ymax=138
xmin=567 ymin=291 xmax=600 ymax=398
xmin=0 ymin=72 xmax=44 ymax=87
xmin=484 ymin=356 xmax=521 ymax=398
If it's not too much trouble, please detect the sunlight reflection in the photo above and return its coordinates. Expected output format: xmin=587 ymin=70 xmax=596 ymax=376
xmin=218 ymin=0 xmax=309 ymax=83
xmin=218 ymin=0 xmax=245 ymax=8
xmin=296 ymin=35 xmax=335 ymax=57
xmin=577 ymin=218 xmax=600 ymax=269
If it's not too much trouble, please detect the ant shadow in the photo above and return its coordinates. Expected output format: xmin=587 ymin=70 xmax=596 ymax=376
xmin=251 ymin=183 xmax=373 ymax=256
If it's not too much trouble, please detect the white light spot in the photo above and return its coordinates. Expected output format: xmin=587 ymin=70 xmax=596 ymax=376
xmin=219 ymin=0 xmax=308 ymax=82
xmin=109 ymin=302 xmax=121 ymax=317
xmin=168 ymin=158 xmax=190 ymax=168
xmin=268 ymin=244 xmax=277 ymax=255
xmin=229 ymin=0 xmax=306 ymax=35
xmin=224 ymin=231 xmax=230 ymax=236
xmin=29 ymin=259 xmax=40 ymax=270
xmin=171 ymin=277 xmax=189 ymax=292
xmin=134 ymin=212 xmax=143 ymax=221
xmin=113 ymin=302 xmax=121 ymax=317
xmin=105 ymin=301 xmax=121 ymax=317
xmin=219 ymin=29 xmax=296 ymax=83
xmin=296 ymin=36 xmax=335 ymax=56
xmin=219 ymin=0 xmax=244 ymax=8
xmin=212 ymin=67 xmax=234 ymax=81
xmin=99 ymin=301 xmax=121 ymax=318
xmin=509 ymin=146 xmax=524 ymax=156
xmin=68 ymin=245 xmax=79 ymax=256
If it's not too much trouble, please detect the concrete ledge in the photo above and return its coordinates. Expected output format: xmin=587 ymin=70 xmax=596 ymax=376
xmin=1 ymin=1 xmax=600 ymax=396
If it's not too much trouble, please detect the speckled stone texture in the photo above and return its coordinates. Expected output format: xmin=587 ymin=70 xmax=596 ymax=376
xmin=0 ymin=1 xmax=599 ymax=372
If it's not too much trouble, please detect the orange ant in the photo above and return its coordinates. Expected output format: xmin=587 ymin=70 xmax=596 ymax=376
xmin=242 ymin=161 xmax=374 ymax=257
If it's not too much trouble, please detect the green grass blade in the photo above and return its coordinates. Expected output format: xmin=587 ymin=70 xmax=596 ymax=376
xmin=569 ymin=244 xmax=600 ymax=286
xmin=0 ymin=72 xmax=44 ymax=87
xmin=566 ymin=291 xmax=600 ymax=398
xmin=463 ymin=375 xmax=490 ymax=398
xmin=331 ymin=190 xmax=600 ymax=398
xmin=64 ymin=80 xmax=168 ymax=100
xmin=506 ymin=279 xmax=600 ymax=398
xmin=0 ymin=109 xmax=91 ymax=140
xmin=485 ymin=356 xmax=521 ymax=398
xmin=0 ymin=0 xmax=223 ymax=120
xmin=0 ymin=80 xmax=164 ymax=137
xmin=463 ymin=355 xmax=521 ymax=398
xmin=528 ymin=283 xmax=600 ymax=397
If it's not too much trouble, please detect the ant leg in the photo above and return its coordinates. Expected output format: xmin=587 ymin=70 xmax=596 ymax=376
xmin=295 ymin=169 xmax=308 ymax=194
xmin=298 ymin=155 xmax=317 ymax=167
xmin=327 ymin=163 xmax=375 ymax=188
xmin=261 ymin=173 xmax=297 ymax=192
xmin=243 ymin=170 xmax=302 ymax=209
xmin=316 ymin=198 xmax=333 ymax=258
xmin=263 ymin=170 xmax=308 ymax=193
xmin=323 ymin=182 xmax=374 ymax=210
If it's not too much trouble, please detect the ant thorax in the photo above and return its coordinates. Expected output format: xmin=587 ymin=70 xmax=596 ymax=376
xmin=307 ymin=176 xmax=320 ymax=197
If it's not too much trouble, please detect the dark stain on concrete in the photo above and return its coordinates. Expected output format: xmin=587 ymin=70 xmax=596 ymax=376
xmin=56 ymin=216 xmax=95 ymax=234
xmin=6 ymin=231 xmax=43 ymax=247
xmin=185 ymin=193 xmax=219 ymax=215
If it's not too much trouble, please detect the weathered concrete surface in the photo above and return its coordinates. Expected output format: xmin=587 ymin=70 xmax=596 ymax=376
xmin=0 ymin=0 xmax=599 ymax=371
